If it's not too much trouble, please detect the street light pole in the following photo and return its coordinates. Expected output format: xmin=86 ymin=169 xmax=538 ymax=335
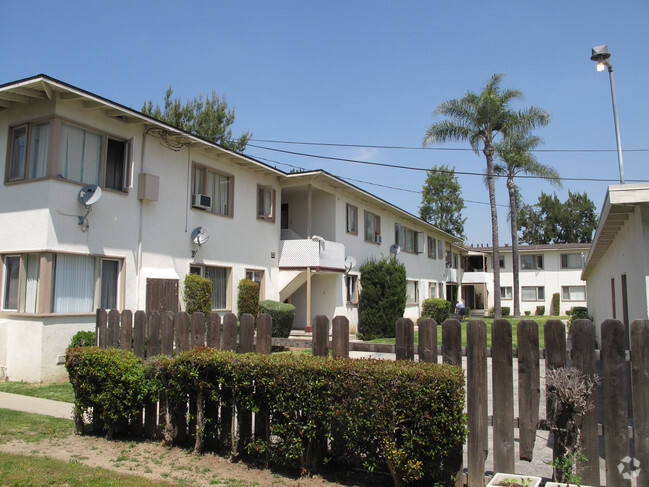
xmin=591 ymin=44 xmax=625 ymax=184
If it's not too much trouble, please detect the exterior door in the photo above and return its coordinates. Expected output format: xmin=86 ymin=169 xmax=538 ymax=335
xmin=146 ymin=278 xmax=179 ymax=315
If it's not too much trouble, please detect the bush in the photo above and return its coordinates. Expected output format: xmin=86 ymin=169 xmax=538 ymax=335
xmin=524 ymin=311 xmax=531 ymax=316
xmin=237 ymin=278 xmax=260 ymax=318
xmin=501 ymin=307 xmax=510 ymax=316
xmin=68 ymin=330 xmax=96 ymax=348
xmin=183 ymin=273 xmax=212 ymax=315
xmin=259 ymin=300 xmax=295 ymax=337
xmin=535 ymin=306 xmax=545 ymax=316
xmin=568 ymin=306 xmax=592 ymax=329
xmin=421 ymin=298 xmax=451 ymax=324
xmin=552 ymin=292 xmax=561 ymax=316
xmin=358 ymin=257 xmax=407 ymax=340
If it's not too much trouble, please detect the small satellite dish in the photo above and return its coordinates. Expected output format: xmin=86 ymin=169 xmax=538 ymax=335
xmin=389 ymin=244 xmax=401 ymax=256
xmin=191 ymin=227 xmax=210 ymax=246
xmin=344 ymin=256 xmax=357 ymax=274
xmin=78 ymin=184 xmax=102 ymax=207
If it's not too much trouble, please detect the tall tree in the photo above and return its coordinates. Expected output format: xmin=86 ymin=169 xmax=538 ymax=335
xmin=518 ymin=192 xmax=597 ymax=244
xmin=494 ymin=131 xmax=560 ymax=318
xmin=423 ymin=74 xmax=549 ymax=318
xmin=419 ymin=164 xmax=466 ymax=238
xmin=142 ymin=86 xmax=251 ymax=152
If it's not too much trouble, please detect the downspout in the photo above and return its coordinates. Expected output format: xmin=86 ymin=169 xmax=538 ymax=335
xmin=135 ymin=127 xmax=147 ymax=310
xmin=305 ymin=184 xmax=312 ymax=332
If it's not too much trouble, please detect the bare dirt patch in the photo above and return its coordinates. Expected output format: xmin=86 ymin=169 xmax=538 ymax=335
xmin=0 ymin=433 xmax=383 ymax=486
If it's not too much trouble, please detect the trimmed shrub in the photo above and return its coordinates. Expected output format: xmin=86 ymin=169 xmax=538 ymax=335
xmin=183 ymin=273 xmax=212 ymax=315
xmin=237 ymin=278 xmax=260 ymax=318
xmin=568 ymin=306 xmax=593 ymax=330
xmin=358 ymin=257 xmax=407 ymax=340
xmin=501 ymin=307 xmax=510 ymax=316
xmin=421 ymin=298 xmax=451 ymax=324
xmin=552 ymin=292 xmax=561 ymax=316
xmin=535 ymin=305 xmax=546 ymax=316
xmin=524 ymin=310 xmax=531 ymax=316
xmin=68 ymin=330 xmax=96 ymax=348
xmin=259 ymin=300 xmax=295 ymax=337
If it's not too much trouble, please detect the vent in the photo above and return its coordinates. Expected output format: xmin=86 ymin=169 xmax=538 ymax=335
xmin=192 ymin=193 xmax=212 ymax=210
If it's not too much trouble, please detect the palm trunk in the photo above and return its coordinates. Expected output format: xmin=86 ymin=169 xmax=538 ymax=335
xmin=485 ymin=149 xmax=501 ymax=319
xmin=508 ymin=177 xmax=521 ymax=318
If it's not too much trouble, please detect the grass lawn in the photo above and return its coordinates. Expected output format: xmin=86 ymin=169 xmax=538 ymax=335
xmin=367 ymin=316 xmax=567 ymax=348
xmin=0 ymin=380 xmax=75 ymax=403
xmin=0 ymin=408 xmax=74 ymax=444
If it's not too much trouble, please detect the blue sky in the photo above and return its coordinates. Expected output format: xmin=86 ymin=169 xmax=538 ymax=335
xmin=2 ymin=0 xmax=647 ymax=244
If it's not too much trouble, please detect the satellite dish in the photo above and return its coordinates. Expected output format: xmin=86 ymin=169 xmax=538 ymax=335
xmin=191 ymin=227 xmax=210 ymax=246
xmin=344 ymin=256 xmax=357 ymax=274
xmin=78 ymin=184 xmax=102 ymax=207
xmin=389 ymin=244 xmax=401 ymax=256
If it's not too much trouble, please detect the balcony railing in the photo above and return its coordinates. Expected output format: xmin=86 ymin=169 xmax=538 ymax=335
xmin=278 ymin=237 xmax=346 ymax=271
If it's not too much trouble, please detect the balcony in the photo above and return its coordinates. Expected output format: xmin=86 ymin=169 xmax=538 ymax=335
xmin=278 ymin=235 xmax=346 ymax=271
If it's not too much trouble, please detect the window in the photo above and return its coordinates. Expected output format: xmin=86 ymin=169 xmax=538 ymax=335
xmin=395 ymin=224 xmax=419 ymax=253
xmin=562 ymin=285 xmax=586 ymax=301
xmin=499 ymin=256 xmax=505 ymax=268
xmin=438 ymin=282 xmax=444 ymax=299
xmin=246 ymin=269 xmax=265 ymax=299
xmin=2 ymin=256 xmax=20 ymax=311
xmin=7 ymin=122 xmax=50 ymax=182
xmin=406 ymin=280 xmax=419 ymax=304
xmin=500 ymin=287 xmax=513 ymax=300
xmin=2 ymin=254 xmax=40 ymax=313
xmin=257 ymin=185 xmax=275 ymax=221
xmin=429 ymin=282 xmax=437 ymax=299
xmin=346 ymin=204 xmax=358 ymax=234
xmin=192 ymin=164 xmax=233 ymax=216
xmin=100 ymin=259 xmax=121 ymax=309
xmin=522 ymin=286 xmax=545 ymax=301
xmin=445 ymin=250 xmax=451 ymax=267
xmin=561 ymin=253 xmax=583 ymax=269
xmin=190 ymin=265 xmax=231 ymax=310
xmin=521 ymin=254 xmax=544 ymax=270
xmin=345 ymin=274 xmax=358 ymax=304
xmin=453 ymin=253 xmax=458 ymax=269
xmin=53 ymin=254 xmax=95 ymax=313
xmin=438 ymin=240 xmax=444 ymax=259
xmin=364 ymin=211 xmax=381 ymax=243
xmin=427 ymin=236 xmax=436 ymax=259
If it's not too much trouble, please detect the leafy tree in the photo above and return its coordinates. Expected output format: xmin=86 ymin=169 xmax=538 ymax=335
xmin=142 ymin=86 xmax=251 ymax=152
xmin=423 ymin=74 xmax=549 ymax=318
xmin=518 ymin=191 xmax=597 ymax=244
xmin=495 ymin=130 xmax=560 ymax=317
xmin=419 ymin=164 xmax=466 ymax=238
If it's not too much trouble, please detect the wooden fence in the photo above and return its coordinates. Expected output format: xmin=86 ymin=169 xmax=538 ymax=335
xmin=96 ymin=309 xmax=649 ymax=487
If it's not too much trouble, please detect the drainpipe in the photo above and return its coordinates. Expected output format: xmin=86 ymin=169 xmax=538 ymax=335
xmin=305 ymin=184 xmax=313 ymax=332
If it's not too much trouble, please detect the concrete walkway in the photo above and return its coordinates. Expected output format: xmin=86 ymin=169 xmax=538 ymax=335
xmin=0 ymin=392 xmax=74 ymax=419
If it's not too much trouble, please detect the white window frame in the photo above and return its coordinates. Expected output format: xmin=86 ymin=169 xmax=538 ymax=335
xmin=561 ymin=253 xmax=584 ymax=269
xmin=364 ymin=211 xmax=381 ymax=243
xmin=428 ymin=236 xmax=436 ymax=259
xmin=522 ymin=286 xmax=545 ymax=301
xmin=192 ymin=163 xmax=234 ymax=217
xmin=428 ymin=281 xmax=437 ymax=299
xmin=562 ymin=285 xmax=586 ymax=301
xmin=521 ymin=254 xmax=544 ymax=270
xmin=406 ymin=280 xmax=419 ymax=304
xmin=346 ymin=204 xmax=358 ymax=235
xmin=345 ymin=274 xmax=359 ymax=304
xmin=500 ymin=286 xmax=513 ymax=300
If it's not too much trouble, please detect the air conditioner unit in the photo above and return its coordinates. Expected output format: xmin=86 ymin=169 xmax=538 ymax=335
xmin=192 ymin=193 xmax=212 ymax=210
xmin=374 ymin=234 xmax=382 ymax=244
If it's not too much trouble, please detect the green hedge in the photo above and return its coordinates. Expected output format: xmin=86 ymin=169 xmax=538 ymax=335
xmin=358 ymin=257 xmax=407 ymax=340
xmin=68 ymin=330 xmax=96 ymax=348
xmin=237 ymin=278 xmax=260 ymax=318
xmin=501 ymin=307 xmax=510 ymax=317
xmin=552 ymin=293 xmax=561 ymax=316
xmin=421 ymin=298 xmax=451 ymax=324
xmin=183 ymin=273 xmax=212 ymax=315
xmin=68 ymin=346 xmax=466 ymax=485
xmin=535 ymin=306 xmax=546 ymax=316
xmin=259 ymin=300 xmax=295 ymax=337
xmin=568 ymin=306 xmax=592 ymax=329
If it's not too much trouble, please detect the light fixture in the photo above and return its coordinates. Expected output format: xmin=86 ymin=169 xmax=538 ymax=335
xmin=590 ymin=44 xmax=625 ymax=184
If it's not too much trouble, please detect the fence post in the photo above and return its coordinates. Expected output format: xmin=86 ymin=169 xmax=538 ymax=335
xmin=96 ymin=309 xmax=107 ymax=348
xmin=517 ymin=320 xmax=540 ymax=461
xmin=570 ymin=319 xmax=600 ymax=487
xmin=108 ymin=309 xmax=121 ymax=348
xmin=147 ymin=311 xmax=161 ymax=358
xmin=492 ymin=319 xmax=514 ymax=474
xmin=601 ymin=319 xmax=631 ymax=487
xmin=631 ymin=319 xmax=649 ymax=487
xmin=332 ymin=316 xmax=349 ymax=358
xmin=418 ymin=318 xmax=437 ymax=363
xmin=222 ymin=313 xmax=238 ymax=351
xmin=207 ymin=312 xmax=221 ymax=349
xmin=467 ymin=320 xmax=487 ymax=487
xmin=191 ymin=312 xmax=206 ymax=348
xmin=255 ymin=314 xmax=272 ymax=354
xmin=442 ymin=318 xmax=462 ymax=366
xmin=395 ymin=318 xmax=414 ymax=361
xmin=176 ymin=312 xmax=190 ymax=353
xmin=161 ymin=311 xmax=174 ymax=356
xmin=239 ymin=314 xmax=255 ymax=353
xmin=312 ymin=315 xmax=329 ymax=357
xmin=120 ymin=310 xmax=133 ymax=352
xmin=133 ymin=311 xmax=146 ymax=358
xmin=221 ymin=313 xmax=238 ymax=452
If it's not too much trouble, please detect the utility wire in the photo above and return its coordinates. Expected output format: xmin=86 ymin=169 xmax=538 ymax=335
xmin=250 ymin=138 xmax=649 ymax=153
xmin=248 ymin=144 xmax=649 ymax=183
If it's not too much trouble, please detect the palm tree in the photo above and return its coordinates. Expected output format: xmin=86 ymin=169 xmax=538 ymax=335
xmin=423 ymin=74 xmax=549 ymax=318
xmin=495 ymin=131 xmax=560 ymax=318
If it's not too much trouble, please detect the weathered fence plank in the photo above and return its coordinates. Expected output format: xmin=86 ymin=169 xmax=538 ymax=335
xmin=396 ymin=318 xmax=414 ymax=361
xmin=132 ymin=311 xmax=146 ymax=358
xmin=312 ymin=315 xmax=329 ymax=357
xmin=571 ymin=319 xmax=600 ymax=487
xmin=442 ymin=319 xmax=462 ymax=366
xmin=418 ymin=318 xmax=437 ymax=363
xmin=191 ymin=312 xmax=205 ymax=348
xmin=161 ymin=311 xmax=174 ymax=356
xmin=147 ymin=311 xmax=161 ymax=357
xmin=108 ymin=309 xmax=120 ymax=348
xmin=255 ymin=314 xmax=271 ymax=354
xmin=492 ymin=319 xmax=514 ymax=474
xmin=220 ymin=313 xmax=237 ymax=451
xmin=467 ymin=320 xmax=487 ymax=487
xmin=332 ymin=316 xmax=349 ymax=358
xmin=239 ymin=314 xmax=255 ymax=353
xmin=517 ymin=320 xmax=540 ymax=461
xmin=96 ymin=309 xmax=107 ymax=348
xmin=175 ymin=312 xmax=190 ymax=353
xmin=602 ymin=319 xmax=631 ymax=487
xmin=631 ymin=319 xmax=649 ymax=487
xmin=222 ymin=313 xmax=237 ymax=351
xmin=206 ymin=312 xmax=221 ymax=349
xmin=120 ymin=310 xmax=132 ymax=352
